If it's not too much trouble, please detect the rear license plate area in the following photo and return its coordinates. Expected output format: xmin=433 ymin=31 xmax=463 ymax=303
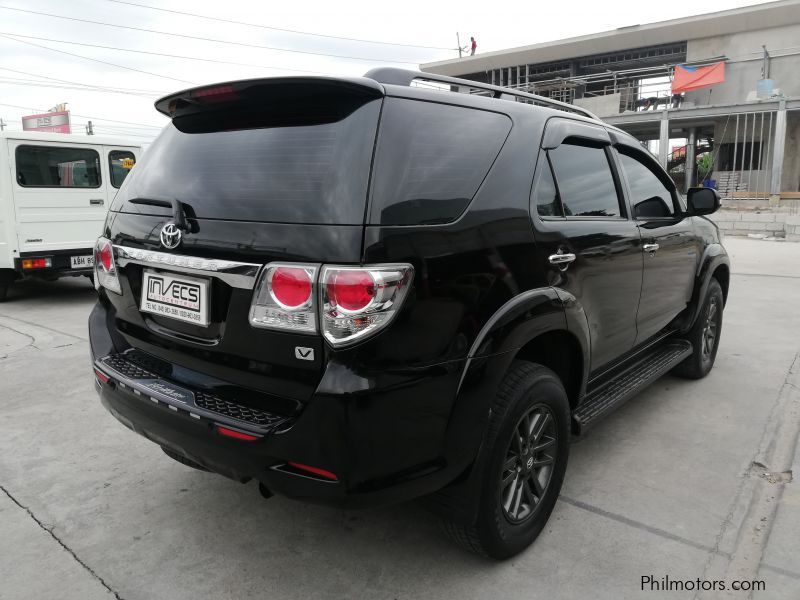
xmin=71 ymin=255 xmax=94 ymax=269
xmin=140 ymin=269 xmax=209 ymax=326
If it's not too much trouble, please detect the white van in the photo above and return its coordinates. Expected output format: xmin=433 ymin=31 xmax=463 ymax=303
xmin=0 ymin=131 xmax=142 ymax=300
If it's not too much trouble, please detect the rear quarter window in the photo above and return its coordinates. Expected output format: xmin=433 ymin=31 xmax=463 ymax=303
xmin=369 ymin=98 xmax=512 ymax=225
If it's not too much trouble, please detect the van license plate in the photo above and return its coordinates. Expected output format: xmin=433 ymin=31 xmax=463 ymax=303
xmin=71 ymin=255 xmax=94 ymax=269
xmin=140 ymin=270 xmax=209 ymax=326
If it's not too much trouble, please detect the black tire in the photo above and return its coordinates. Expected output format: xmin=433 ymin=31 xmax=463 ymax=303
xmin=0 ymin=268 xmax=15 ymax=302
xmin=441 ymin=361 xmax=570 ymax=559
xmin=161 ymin=446 xmax=210 ymax=472
xmin=673 ymin=278 xmax=724 ymax=379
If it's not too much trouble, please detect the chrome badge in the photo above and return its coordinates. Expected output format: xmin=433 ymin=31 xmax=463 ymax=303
xmin=160 ymin=223 xmax=182 ymax=250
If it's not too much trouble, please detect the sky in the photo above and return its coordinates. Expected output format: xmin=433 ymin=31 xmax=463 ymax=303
xmin=0 ymin=0 xmax=778 ymax=142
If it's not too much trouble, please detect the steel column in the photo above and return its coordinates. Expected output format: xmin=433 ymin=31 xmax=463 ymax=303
xmin=770 ymin=101 xmax=787 ymax=196
xmin=685 ymin=127 xmax=697 ymax=192
xmin=658 ymin=111 xmax=669 ymax=170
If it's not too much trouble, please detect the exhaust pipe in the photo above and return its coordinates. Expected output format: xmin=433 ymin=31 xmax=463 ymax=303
xmin=258 ymin=482 xmax=273 ymax=500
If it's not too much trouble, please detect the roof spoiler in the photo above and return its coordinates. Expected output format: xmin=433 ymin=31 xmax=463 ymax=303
xmin=154 ymin=76 xmax=385 ymax=119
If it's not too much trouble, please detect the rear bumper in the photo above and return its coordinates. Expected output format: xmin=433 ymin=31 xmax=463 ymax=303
xmin=89 ymin=300 xmax=467 ymax=508
xmin=15 ymin=248 xmax=94 ymax=278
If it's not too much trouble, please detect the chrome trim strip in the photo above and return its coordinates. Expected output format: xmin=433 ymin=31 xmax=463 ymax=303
xmin=113 ymin=245 xmax=262 ymax=289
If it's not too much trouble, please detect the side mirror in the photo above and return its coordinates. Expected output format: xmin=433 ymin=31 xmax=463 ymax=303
xmin=686 ymin=187 xmax=721 ymax=216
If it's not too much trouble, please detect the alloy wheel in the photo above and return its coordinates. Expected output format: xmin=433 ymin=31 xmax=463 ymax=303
xmin=499 ymin=404 xmax=558 ymax=524
xmin=702 ymin=297 xmax=719 ymax=359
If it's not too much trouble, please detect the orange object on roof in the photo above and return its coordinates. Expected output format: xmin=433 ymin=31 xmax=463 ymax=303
xmin=672 ymin=62 xmax=726 ymax=94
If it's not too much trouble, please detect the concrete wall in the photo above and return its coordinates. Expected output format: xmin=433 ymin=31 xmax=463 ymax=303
xmin=685 ymin=24 xmax=800 ymax=106
xmin=709 ymin=210 xmax=800 ymax=241
xmin=573 ymin=93 xmax=622 ymax=118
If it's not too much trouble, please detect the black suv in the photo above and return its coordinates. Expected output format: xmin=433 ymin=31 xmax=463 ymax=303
xmin=90 ymin=68 xmax=729 ymax=559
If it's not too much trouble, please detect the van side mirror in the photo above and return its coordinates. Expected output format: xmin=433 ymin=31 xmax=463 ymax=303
xmin=686 ymin=187 xmax=721 ymax=216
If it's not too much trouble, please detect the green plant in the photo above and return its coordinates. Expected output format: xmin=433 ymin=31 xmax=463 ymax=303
xmin=697 ymin=153 xmax=713 ymax=181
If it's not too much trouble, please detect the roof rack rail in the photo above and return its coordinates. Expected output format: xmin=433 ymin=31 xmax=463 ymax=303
xmin=364 ymin=67 xmax=598 ymax=120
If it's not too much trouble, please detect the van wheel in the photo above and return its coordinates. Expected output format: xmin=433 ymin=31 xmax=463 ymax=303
xmin=440 ymin=362 xmax=570 ymax=559
xmin=0 ymin=270 xmax=15 ymax=302
xmin=673 ymin=278 xmax=724 ymax=379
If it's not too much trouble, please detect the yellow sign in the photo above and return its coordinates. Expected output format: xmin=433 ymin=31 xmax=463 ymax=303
xmin=121 ymin=158 xmax=135 ymax=169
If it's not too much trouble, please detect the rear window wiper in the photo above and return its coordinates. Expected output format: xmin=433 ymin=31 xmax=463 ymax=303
xmin=128 ymin=197 xmax=188 ymax=231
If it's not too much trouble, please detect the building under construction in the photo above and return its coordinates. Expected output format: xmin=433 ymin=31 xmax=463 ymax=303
xmin=421 ymin=0 xmax=800 ymax=205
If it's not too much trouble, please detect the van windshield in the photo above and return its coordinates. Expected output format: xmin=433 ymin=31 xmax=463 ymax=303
xmin=112 ymin=99 xmax=381 ymax=224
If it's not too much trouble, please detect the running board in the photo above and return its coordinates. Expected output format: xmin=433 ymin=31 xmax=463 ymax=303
xmin=572 ymin=340 xmax=693 ymax=435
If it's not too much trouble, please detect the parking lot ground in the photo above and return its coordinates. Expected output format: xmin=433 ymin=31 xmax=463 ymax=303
xmin=0 ymin=237 xmax=798 ymax=600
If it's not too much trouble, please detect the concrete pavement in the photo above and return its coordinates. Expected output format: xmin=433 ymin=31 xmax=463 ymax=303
xmin=0 ymin=237 xmax=798 ymax=599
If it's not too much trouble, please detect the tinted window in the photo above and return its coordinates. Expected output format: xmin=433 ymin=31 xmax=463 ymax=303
xmin=112 ymin=100 xmax=381 ymax=224
xmin=109 ymin=150 xmax=136 ymax=188
xmin=533 ymin=155 xmax=561 ymax=217
xmin=618 ymin=151 xmax=675 ymax=218
xmin=370 ymin=98 xmax=511 ymax=225
xmin=549 ymin=143 xmax=620 ymax=217
xmin=16 ymin=145 xmax=100 ymax=188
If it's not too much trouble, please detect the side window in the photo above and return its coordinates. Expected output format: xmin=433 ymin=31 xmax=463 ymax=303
xmin=617 ymin=151 xmax=675 ymax=218
xmin=548 ymin=142 xmax=621 ymax=218
xmin=15 ymin=145 xmax=101 ymax=188
xmin=533 ymin=155 xmax=561 ymax=217
xmin=109 ymin=150 xmax=136 ymax=188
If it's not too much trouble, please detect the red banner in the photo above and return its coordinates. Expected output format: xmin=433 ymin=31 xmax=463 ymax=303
xmin=672 ymin=62 xmax=726 ymax=94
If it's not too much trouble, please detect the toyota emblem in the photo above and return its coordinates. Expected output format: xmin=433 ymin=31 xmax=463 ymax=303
xmin=160 ymin=223 xmax=182 ymax=249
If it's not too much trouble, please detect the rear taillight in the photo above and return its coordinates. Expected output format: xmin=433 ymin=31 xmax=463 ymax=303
xmin=248 ymin=262 xmax=413 ymax=346
xmin=94 ymin=237 xmax=121 ymax=294
xmin=249 ymin=263 xmax=318 ymax=333
xmin=21 ymin=257 xmax=52 ymax=270
xmin=320 ymin=265 xmax=413 ymax=347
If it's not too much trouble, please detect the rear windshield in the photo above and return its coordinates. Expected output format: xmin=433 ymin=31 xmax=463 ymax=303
xmin=112 ymin=99 xmax=381 ymax=224
xmin=369 ymin=98 xmax=512 ymax=225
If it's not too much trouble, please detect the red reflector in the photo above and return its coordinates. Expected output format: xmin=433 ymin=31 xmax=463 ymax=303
xmin=191 ymin=85 xmax=237 ymax=103
xmin=270 ymin=267 xmax=312 ymax=308
xmin=287 ymin=461 xmax=338 ymax=481
xmin=216 ymin=426 xmax=259 ymax=441
xmin=96 ymin=241 xmax=113 ymax=272
xmin=94 ymin=368 xmax=110 ymax=383
xmin=21 ymin=257 xmax=51 ymax=270
xmin=329 ymin=270 xmax=375 ymax=312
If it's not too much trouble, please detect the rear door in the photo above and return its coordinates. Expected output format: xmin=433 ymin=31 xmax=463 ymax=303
xmin=531 ymin=119 xmax=643 ymax=372
xmin=613 ymin=143 xmax=700 ymax=344
xmin=9 ymin=139 xmax=106 ymax=255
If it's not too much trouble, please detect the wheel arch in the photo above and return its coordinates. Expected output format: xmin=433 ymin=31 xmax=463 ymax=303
xmin=513 ymin=329 xmax=584 ymax=409
xmin=434 ymin=288 xmax=589 ymax=525
xmin=712 ymin=262 xmax=730 ymax=305
xmin=681 ymin=243 xmax=731 ymax=332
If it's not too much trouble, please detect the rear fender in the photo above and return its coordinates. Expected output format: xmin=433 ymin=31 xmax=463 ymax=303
xmin=434 ymin=287 xmax=590 ymax=524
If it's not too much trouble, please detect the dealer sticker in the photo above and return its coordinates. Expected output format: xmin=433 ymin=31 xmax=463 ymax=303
xmin=140 ymin=270 xmax=209 ymax=326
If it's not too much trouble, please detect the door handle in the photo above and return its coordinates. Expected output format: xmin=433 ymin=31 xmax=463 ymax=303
xmin=643 ymin=243 xmax=659 ymax=253
xmin=548 ymin=251 xmax=577 ymax=267
xmin=90 ymin=198 xmax=104 ymax=206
